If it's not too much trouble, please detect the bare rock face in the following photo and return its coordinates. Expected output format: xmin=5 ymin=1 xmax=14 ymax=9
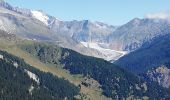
xmin=108 ymin=18 xmax=170 ymax=51
xmin=146 ymin=66 xmax=170 ymax=88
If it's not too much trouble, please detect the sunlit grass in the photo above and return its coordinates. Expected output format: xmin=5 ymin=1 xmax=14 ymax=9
xmin=0 ymin=40 xmax=110 ymax=100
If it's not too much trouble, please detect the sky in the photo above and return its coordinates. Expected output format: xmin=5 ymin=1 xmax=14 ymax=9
xmin=5 ymin=0 xmax=170 ymax=25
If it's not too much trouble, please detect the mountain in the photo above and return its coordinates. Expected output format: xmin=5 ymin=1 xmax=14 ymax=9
xmin=0 ymin=25 xmax=170 ymax=100
xmin=50 ymin=20 xmax=116 ymax=42
xmin=49 ymin=19 xmax=124 ymax=61
xmin=0 ymin=50 xmax=80 ymax=100
xmin=0 ymin=30 xmax=110 ymax=100
xmin=31 ymin=10 xmax=60 ymax=28
xmin=0 ymin=1 xmax=123 ymax=61
xmin=1 ymin=1 xmax=170 ymax=62
xmin=1 ymin=1 xmax=170 ymax=98
xmin=0 ymin=2 xmax=53 ymax=40
xmin=49 ymin=16 xmax=170 ymax=60
xmin=108 ymin=18 xmax=170 ymax=51
xmin=0 ymin=1 xmax=107 ymax=61
xmin=18 ymin=42 xmax=170 ymax=99
xmin=115 ymin=34 xmax=170 ymax=88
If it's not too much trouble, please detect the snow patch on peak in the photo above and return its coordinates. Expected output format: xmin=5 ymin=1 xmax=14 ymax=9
xmin=31 ymin=10 xmax=61 ymax=27
xmin=31 ymin=10 xmax=49 ymax=25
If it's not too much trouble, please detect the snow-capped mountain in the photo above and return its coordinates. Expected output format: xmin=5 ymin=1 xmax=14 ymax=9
xmin=0 ymin=2 xmax=106 ymax=61
xmin=31 ymin=10 xmax=59 ymax=27
xmin=1 ymin=0 xmax=170 ymax=61
xmin=31 ymin=10 xmax=50 ymax=25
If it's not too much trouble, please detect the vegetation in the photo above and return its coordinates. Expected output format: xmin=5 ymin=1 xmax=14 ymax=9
xmin=0 ymin=50 xmax=80 ymax=100
xmin=0 ymin=33 xmax=108 ymax=100
xmin=20 ymin=42 xmax=170 ymax=99
xmin=116 ymin=34 xmax=170 ymax=74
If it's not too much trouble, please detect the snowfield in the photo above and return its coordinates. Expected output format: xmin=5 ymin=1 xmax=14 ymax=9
xmin=31 ymin=10 xmax=49 ymax=25
xmin=81 ymin=42 xmax=128 ymax=61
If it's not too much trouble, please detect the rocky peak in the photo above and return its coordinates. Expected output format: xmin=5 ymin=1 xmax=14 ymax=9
xmin=13 ymin=7 xmax=32 ymax=16
xmin=131 ymin=18 xmax=141 ymax=24
xmin=0 ymin=0 xmax=13 ymax=10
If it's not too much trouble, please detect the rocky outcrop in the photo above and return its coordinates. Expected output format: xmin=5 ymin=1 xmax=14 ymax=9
xmin=146 ymin=66 xmax=170 ymax=88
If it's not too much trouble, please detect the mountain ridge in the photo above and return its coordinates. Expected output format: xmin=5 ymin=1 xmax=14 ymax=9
xmin=115 ymin=34 xmax=170 ymax=88
xmin=1 ymin=0 xmax=170 ymax=62
xmin=0 ymin=1 xmax=122 ymax=61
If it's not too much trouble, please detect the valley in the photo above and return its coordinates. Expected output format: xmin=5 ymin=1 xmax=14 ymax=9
xmin=1 ymin=0 xmax=170 ymax=99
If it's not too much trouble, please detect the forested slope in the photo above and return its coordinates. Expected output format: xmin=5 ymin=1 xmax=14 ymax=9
xmin=0 ymin=50 xmax=80 ymax=100
xmin=20 ymin=42 xmax=170 ymax=99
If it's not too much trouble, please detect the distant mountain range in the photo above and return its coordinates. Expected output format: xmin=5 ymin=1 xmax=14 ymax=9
xmin=1 ymin=1 xmax=170 ymax=61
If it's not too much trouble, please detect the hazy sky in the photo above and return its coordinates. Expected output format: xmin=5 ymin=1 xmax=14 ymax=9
xmin=6 ymin=0 xmax=170 ymax=25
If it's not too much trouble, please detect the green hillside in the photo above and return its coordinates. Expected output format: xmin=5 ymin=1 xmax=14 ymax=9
xmin=20 ymin=42 xmax=170 ymax=99
xmin=1 ymin=30 xmax=170 ymax=99
xmin=0 ymin=50 xmax=80 ymax=100
xmin=0 ymin=29 xmax=109 ymax=100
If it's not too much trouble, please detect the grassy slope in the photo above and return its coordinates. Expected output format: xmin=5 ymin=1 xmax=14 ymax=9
xmin=0 ymin=40 xmax=110 ymax=100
